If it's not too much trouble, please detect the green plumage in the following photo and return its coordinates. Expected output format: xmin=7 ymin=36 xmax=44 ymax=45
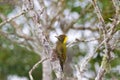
xmin=55 ymin=35 xmax=67 ymax=71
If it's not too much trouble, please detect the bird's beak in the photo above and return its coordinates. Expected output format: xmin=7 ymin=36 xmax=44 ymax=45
xmin=55 ymin=36 xmax=61 ymax=41
xmin=55 ymin=36 xmax=59 ymax=39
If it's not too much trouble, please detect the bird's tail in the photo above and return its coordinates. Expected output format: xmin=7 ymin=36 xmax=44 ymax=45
xmin=60 ymin=60 xmax=64 ymax=72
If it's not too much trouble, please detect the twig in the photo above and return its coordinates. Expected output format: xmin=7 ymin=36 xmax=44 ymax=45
xmin=0 ymin=30 xmax=28 ymax=45
xmin=95 ymin=67 xmax=106 ymax=80
xmin=92 ymin=0 xmax=120 ymax=80
xmin=91 ymin=0 xmax=106 ymax=29
xmin=91 ymin=0 xmax=108 ymax=55
xmin=112 ymin=0 xmax=120 ymax=14
xmin=75 ymin=65 xmax=82 ymax=80
xmin=29 ymin=58 xmax=49 ymax=80
xmin=0 ymin=10 xmax=29 ymax=27
xmin=72 ymin=26 xmax=99 ymax=32
xmin=77 ymin=39 xmax=105 ymax=79
xmin=0 ymin=9 xmax=35 ymax=42
xmin=67 ymin=37 xmax=100 ymax=47
xmin=109 ymin=0 xmax=120 ymax=35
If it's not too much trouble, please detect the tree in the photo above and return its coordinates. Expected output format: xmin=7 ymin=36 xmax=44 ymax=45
xmin=0 ymin=0 xmax=120 ymax=80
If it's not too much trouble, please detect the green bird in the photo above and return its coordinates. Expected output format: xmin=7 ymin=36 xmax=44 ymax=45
xmin=55 ymin=34 xmax=68 ymax=71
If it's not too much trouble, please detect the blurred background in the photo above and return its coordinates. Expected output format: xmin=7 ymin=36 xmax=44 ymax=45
xmin=0 ymin=0 xmax=120 ymax=80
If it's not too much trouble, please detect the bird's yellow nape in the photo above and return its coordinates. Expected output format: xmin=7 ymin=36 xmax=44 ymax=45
xmin=63 ymin=36 xmax=68 ymax=44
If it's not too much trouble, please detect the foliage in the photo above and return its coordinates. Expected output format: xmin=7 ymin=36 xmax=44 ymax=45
xmin=0 ymin=37 xmax=42 ymax=80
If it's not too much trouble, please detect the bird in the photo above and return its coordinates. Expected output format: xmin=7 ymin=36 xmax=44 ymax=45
xmin=55 ymin=34 xmax=68 ymax=71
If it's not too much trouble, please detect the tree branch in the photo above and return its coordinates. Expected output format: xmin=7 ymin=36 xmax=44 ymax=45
xmin=29 ymin=58 xmax=49 ymax=80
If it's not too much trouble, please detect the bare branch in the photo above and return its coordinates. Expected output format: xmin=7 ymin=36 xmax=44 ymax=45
xmin=95 ymin=67 xmax=105 ymax=80
xmin=0 ymin=30 xmax=27 ymax=45
xmin=112 ymin=0 xmax=120 ymax=14
xmin=29 ymin=58 xmax=49 ymax=80
xmin=72 ymin=26 xmax=99 ymax=32
xmin=0 ymin=13 xmax=34 ymax=41
xmin=0 ymin=10 xmax=29 ymax=27
xmin=91 ymin=0 xmax=106 ymax=28
xmin=67 ymin=37 xmax=100 ymax=47
xmin=76 ymin=39 xmax=105 ymax=79
xmin=92 ymin=0 xmax=120 ymax=80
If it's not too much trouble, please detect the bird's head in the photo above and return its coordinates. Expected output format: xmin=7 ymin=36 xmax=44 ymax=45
xmin=55 ymin=34 xmax=68 ymax=44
